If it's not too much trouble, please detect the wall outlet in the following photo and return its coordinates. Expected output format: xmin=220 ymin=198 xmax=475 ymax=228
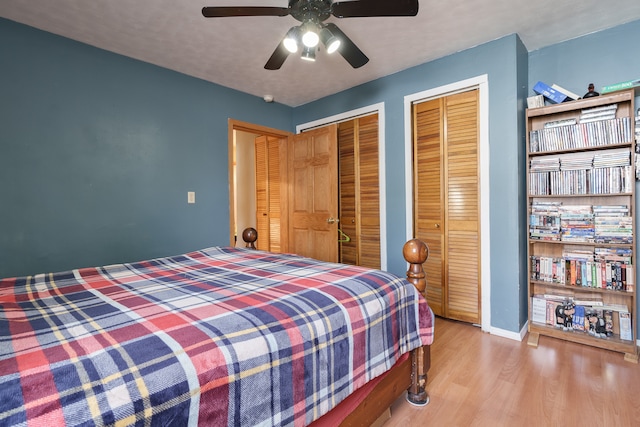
xmin=187 ymin=191 xmax=195 ymax=204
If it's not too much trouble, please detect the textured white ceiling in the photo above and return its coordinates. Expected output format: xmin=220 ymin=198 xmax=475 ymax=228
xmin=2 ymin=0 xmax=640 ymax=106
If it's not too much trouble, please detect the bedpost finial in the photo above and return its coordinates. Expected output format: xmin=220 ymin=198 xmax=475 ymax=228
xmin=403 ymin=238 xmax=428 ymax=265
xmin=403 ymin=238 xmax=428 ymax=296
xmin=242 ymin=227 xmax=258 ymax=249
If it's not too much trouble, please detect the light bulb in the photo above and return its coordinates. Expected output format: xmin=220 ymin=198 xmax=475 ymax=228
xmin=283 ymin=27 xmax=299 ymax=53
xmin=301 ymin=46 xmax=316 ymax=62
xmin=283 ymin=37 xmax=298 ymax=53
xmin=320 ymin=27 xmax=340 ymax=54
xmin=326 ymin=37 xmax=340 ymax=54
xmin=302 ymin=29 xmax=319 ymax=48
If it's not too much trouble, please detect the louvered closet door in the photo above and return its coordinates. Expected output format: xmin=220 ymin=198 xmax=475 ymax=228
xmin=444 ymin=90 xmax=480 ymax=324
xmin=337 ymin=114 xmax=381 ymax=269
xmin=338 ymin=121 xmax=357 ymax=265
xmin=414 ymin=90 xmax=480 ymax=323
xmin=255 ymin=136 xmax=269 ymax=251
xmin=357 ymin=114 xmax=381 ymax=268
xmin=267 ymin=137 xmax=282 ymax=252
xmin=255 ymin=135 xmax=284 ymax=252
xmin=414 ymin=98 xmax=445 ymax=316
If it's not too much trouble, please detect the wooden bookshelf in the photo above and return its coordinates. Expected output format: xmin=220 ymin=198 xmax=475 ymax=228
xmin=526 ymin=89 xmax=638 ymax=362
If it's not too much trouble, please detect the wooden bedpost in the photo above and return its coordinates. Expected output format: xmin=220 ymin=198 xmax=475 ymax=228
xmin=403 ymin=238 xmax=429 ymax=298
xmin=242 ymin=227 xmax=258 ymax=249
xmin=403 ymin=238 xmax=430 ymax=406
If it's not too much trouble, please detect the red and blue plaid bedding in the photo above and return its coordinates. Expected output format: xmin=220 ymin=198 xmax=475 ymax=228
xmin=0 ymin=247 xmax=434 ymax=426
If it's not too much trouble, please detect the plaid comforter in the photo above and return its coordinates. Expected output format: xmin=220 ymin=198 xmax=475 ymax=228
xmin=0 ymin=247 xmax=434 ymax=427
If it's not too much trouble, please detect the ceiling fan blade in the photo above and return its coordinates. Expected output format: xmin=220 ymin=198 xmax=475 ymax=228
xmin=331 ymin=0 xmax=419 ymax=18
xmin=264 ymin=42 xmax=290 ymax=70
xmin=202 ymin=7 xmax=290 ymax=18
xmin=325 ymin=23 xmax=369 ymax=68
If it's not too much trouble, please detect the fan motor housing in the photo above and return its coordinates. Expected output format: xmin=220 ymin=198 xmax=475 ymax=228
xmin=289 ymin=0 xmax=332 ymax=23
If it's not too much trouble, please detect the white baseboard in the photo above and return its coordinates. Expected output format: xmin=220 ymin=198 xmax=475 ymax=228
xmin=489 ymin=322 xmax=528 ymax=342
xmin=493 ymin=321 xmax=640 ymax=351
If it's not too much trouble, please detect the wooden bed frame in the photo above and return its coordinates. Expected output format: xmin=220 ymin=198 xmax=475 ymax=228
xmin=242 ymin=228 xmax=431 ymax=425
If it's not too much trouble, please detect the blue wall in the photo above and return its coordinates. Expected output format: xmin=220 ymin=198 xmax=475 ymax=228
xmin=0 ymin=18 xmax=293 ymax=278
xmin=528 ymin=20 xmax=640 ymax=101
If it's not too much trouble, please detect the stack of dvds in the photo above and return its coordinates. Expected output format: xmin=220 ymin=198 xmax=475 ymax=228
xmin=529 ymin=201 xmax=561 ymax=241
xmin=529 ymin=157 xmax=559 ymax=195
xmin=591 ymin=150 xmax=632 ymax=193
xmin=593 ymin=205 xmax=633 ymax=244
xmin=559 ymin=205 xmax=594 ymax=242
xmin=594 ymin=247 xmax=633 ymax=291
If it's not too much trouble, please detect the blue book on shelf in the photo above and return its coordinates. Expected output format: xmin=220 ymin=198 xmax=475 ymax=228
xmin=533 ymin=81 xmax=569 ymax=104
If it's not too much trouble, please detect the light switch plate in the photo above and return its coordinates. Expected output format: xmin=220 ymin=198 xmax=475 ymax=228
xmin=187 ymin=191 xmax=195 ymax=204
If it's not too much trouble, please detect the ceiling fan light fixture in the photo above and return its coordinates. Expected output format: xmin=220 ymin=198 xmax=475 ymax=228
xmin=301 ymin=23 xmax=320 ymax=48
xmin=320 ymin=27 xmax=341 ymax=54
xmin=204 ymin=0 xmax=421 ymax=70
xmin=301 ymin=46 xmax=316 ymax=62
xmin=283 ymin=27 xmax=300 ymax=53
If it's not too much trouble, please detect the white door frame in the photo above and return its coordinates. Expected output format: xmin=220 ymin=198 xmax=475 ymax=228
xmin=296 ymin=103 xmax=388 ymax=270
xmin=403 ymin=75 xmax=491 ymax=332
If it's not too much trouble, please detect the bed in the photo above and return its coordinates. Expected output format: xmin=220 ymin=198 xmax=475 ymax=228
xmin=0 ymin=231 xmax=433 ymax=426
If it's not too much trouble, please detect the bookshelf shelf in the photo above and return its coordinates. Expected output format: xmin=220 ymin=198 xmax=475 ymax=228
xmin=528 ymin=239 xmax=633 ymax=248
xmin=529 ymin=279 xmax=634 ymax=296
xmin=528 ymin=323 xmax=637 ymax=358
xmin=528 ymin=142 xmax=633 ymax=157
xmin=529 ymin=193 xmax=632 ymax=198
xmin=526 ymin=89 xmax=638 ymax=362
xmin=526 ymin=90 xmax=634 ymax=117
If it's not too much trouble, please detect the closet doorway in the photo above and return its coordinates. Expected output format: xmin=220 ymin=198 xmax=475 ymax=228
xmin=412 ymin=88 xmax=481 ymax=324
xmin=297 ymin=107 xmax=385 ymax=269
xmin=229 ymin=120 xmax=290 ymax=250
xmin=230 ymin=109 xmax=385 ymax=268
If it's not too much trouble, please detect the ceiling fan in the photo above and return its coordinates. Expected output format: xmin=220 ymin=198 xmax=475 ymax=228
xmin=202 ymin=0 xmax=419 ymax=70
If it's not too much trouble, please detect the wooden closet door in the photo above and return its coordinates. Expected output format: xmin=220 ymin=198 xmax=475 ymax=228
xmin=414 ymin=98 xmax=445 ymax=317
xmin=413 ymin=90 xmax=480 ymax=324
xmin=255 ymin=135 xmax=285 ymax=252
xmin=255 ymin=136 xmax=269 ymax=250
xmin=337 ymin=114 xmax=381 ymax=269
xmin=357 ymin=114 xmax=381 ymax=269
xmin=444 ymin=90 xmax=480 ymax=324
xmin=288 ymin=125 xmax=339 ymax=262
xmin=338 ymin=121 xmax=357 ymax=265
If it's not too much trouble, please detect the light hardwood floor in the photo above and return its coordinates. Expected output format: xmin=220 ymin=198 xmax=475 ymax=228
xmin=385 ymin=317 xmax=640 ymax=426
